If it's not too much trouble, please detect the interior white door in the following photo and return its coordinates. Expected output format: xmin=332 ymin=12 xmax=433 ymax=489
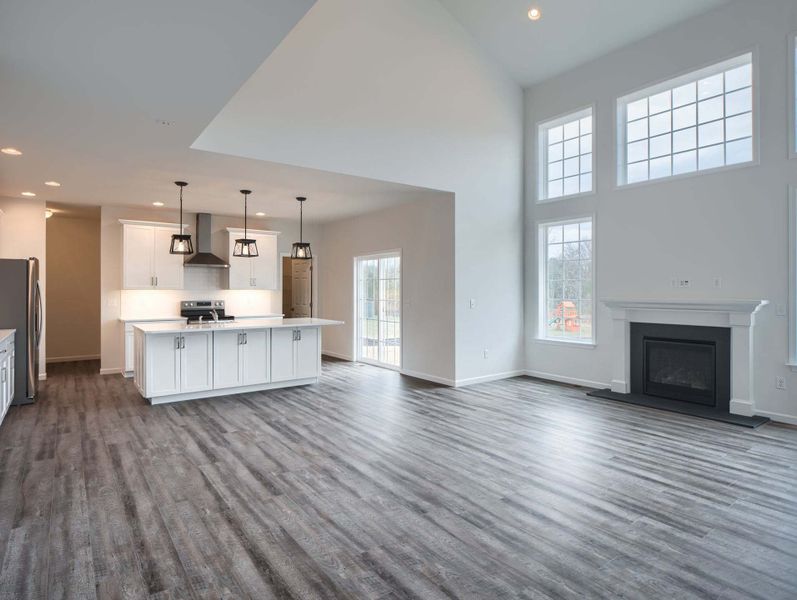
xmin=180 ymin=332 xmax=213 ymax=393
xmin=295 ymin=328 xmax=319 ymax=379
xmin=124 ymin=225 xmax=155 ymax=288
xmin=270 ymin=328 xmax=295 ymax=382
xmin=241 ymin=329 xmax=269 ymax=385
xmin=251 ymin=234 xmax=278 ymax=289
xmin=213 ymin=330 xmax=242 ymax=389
xmin=147 ymin=334 xmax=181 ymax=396
xmin=153 ymin=226 xmax=184 ymax=289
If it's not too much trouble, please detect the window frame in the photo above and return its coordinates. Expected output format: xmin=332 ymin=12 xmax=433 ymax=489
xmin=789 ymin=187 xmax=797 ymax=370
xmin=615 ymin=50 xmax=759 ymax=189
xmin=536 ymin=104 xmax=596 ymax=203
xmin=353 ymin=249 xmax=403 ymax=371
xmin=789 ymin=33 xmax=796 ymax=160
xmin=536 ymin=214 xmax=597 ymax=346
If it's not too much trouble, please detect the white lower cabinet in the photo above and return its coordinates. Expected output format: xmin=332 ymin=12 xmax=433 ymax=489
xmin=213 ymin=329 xmax=270 ymax=390
xmin=124 ymin=319 xmax=184 ymax=376
xmin=145 ymin=331 xmax=212 ymax=397
xmin=271 ymin=327 xmax=319 ymax=382
xmin=0 ymin=333 xmax=15 ymax=426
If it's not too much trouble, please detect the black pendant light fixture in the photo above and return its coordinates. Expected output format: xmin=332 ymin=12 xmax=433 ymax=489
xmin=169 ymin=181 xmax=194 ymax=255
xmin=291 ymin=196 xmax=312 ymax=259
xmin=233 ymin=189 xmax=258 ymax=258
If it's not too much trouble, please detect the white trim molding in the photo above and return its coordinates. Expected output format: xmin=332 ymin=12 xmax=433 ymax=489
xmin=603 ymin=298 xmax=768 ymax=416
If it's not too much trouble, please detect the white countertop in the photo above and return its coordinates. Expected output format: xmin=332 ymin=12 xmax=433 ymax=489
xmin=0 ymin=329 xmax=14 ymax=344
xmin=133 ymin=318 xmax=343 ymax=333
xmin=119 ymin=314 xmax=283 ymax=323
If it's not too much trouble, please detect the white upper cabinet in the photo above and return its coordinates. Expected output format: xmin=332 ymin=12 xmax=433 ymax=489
xmin=121 ymin=221 xmax=184 ymax=290
xmin=226 ymin=229 xmax=279 ymax=290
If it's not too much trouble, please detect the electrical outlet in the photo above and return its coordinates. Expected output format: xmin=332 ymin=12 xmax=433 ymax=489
xmin=712 ymin=277 xmax=722 ymax=289
xmin=776 ymin=304 xmax=787 ymax=317
xmin=678 ymin=279 xmax=691 ymax=288
xmin=775 ymin=376 xmax=786 ymax=390
xmin=483 ymin=349 xmax=489 ymax=359
xmin=469 ymin=298 xmax=477 ymax=309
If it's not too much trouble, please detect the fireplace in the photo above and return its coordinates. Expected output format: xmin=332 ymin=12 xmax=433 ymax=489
xmin=630 ymin=322 xmax=730 ymax=411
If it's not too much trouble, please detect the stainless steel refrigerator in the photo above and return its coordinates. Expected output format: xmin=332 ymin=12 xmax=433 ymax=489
xmin=0 ymin=258 xmax=42 ymax=404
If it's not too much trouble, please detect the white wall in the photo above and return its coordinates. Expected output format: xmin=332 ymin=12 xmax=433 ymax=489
xmin=318 ymin=195 xmax=455 ymax=383
xmin=194 ymin=0 xmax=525 ymax=383
xmin=524 ymin=0 xmax=797 ymax=422
xmin=99 ymin=205 xmax=320 ymax=373
xmin=0 ymin=196 xmax=47 ymax=377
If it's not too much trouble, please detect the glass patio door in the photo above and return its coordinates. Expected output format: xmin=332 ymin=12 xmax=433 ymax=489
xmin=356 ymin=253 xmax=401 ymax=369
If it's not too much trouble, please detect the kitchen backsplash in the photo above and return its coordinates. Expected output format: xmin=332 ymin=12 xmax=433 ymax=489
xmin=120 ymin=286 xmax=280 ymax=319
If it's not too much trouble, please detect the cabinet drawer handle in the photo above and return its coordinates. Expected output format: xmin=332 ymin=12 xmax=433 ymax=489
xmin=243 ymin=333 xmax=247 ymax=345
xmin=1 ymin=367 xmax=6 ymax=383
xmin=175 ymin=336 xmax=180 ymax=350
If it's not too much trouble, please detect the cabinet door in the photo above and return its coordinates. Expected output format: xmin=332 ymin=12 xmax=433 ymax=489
xmin=1 ymin=348 xmax=8 ymax=416
xmin=180 ymin=332 xmax=213 ymax=393
xmin=213 ymin=330 xmax=242 ymax=389
xmin=295 ymin=328 xmax=319 ymax=379
xmin=251 ymin=234 xmax=278 ymax=289
xmin=153 ymin=227 xmax=184 ymax=289
xmin=227 ymin=234 xmax=254 ymax=289
xmin=241 ymin=329 xmax=269 ymax=385
xmin=270 ymin=328 xmax=295 ymax=382
xmin=123 ymin=225 xmax=155 ymax=289
xmin=124 ymin=328 xmax=135 ymax=373
xmin=147 ymin=334 xmax=181 ymax=396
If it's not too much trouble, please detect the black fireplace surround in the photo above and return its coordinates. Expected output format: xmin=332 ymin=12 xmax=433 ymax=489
xmin=630 ymin=322 xmax=731 ymax=412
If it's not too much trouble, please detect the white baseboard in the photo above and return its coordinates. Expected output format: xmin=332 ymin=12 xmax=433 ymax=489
xmin=100 ymin=367 xmax=122 ymax=376
xmin=730 ymin=398 xmax=754 ymax=417
xmin=38 ymin=373 xmax=47 ymax=381
xmin=46 ymin=354 xmax=100 ymax=364
xmin=524 ymin=369 xmax=608 ymax=390
xmin=321 ymin=350 xmax=354 ymax=361
xmin=400 ymin=368 xmax=456 ymax=386
xmin=753 ymin=410 xmax=797 ymax=426
xmin=454 ymin=370 xmax=527 ymax=387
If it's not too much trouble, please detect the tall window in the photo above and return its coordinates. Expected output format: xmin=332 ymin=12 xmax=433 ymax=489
xmin=791 ymin=35 xmax=797 ymax=158
xmin=539 ymin=218 xmax=594 ymax=343
xmin=356 ymin=252 xmax=401 ymax=368
xmin=617 ymin=53 xmax=754 ymax=185
xmin=537 ymin=107 xmax=594 ymax=201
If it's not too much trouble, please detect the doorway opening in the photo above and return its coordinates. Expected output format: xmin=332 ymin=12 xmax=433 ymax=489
xmin=282 ymin=255 xmax=313 ymax=318
xmin=355 ymin=252 xmax=401 ymax=369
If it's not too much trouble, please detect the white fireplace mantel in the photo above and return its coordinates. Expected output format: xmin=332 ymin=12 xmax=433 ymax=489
xmin=603 ymin=298 xmax=769 ymax=417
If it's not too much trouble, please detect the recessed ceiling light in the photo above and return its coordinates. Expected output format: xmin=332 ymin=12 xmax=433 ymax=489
xmin=255 ymin=212 xmax=265 ymax=217
xmin=44 ymin=181 xmax=61 ymax=187
xmin=21 ymin=191 xmax=36 ymax=197
xmin=1 ymin=147 xmax=22 ymax=156
xmin=528 ymin=7 xmax=541 ymax=20
xmin=152 ymin=201 xmax=164 ymax=207
xmin=45 ymin=209 xmax=54 ymax=219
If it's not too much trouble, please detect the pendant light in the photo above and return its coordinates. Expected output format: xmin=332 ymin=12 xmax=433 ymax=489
xmin=233 ymin=189 xmax=258 ymax=257
xmin=169 ymin=181 xmax=193 ymax=255
xmin=291 ymin=196 xmax=312 ymax=259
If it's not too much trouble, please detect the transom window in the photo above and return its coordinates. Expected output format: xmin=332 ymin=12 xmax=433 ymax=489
xmin=537 ymin=107 xmax=594 ymax=201
xmin=538 ymin=218 xmax=594 ymax=343
xmin=617 ymin=53 xmax=754 ymax=185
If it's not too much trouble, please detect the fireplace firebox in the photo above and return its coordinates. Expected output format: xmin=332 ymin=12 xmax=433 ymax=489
xmin=630 ymin=323 xmax=730 ymax=411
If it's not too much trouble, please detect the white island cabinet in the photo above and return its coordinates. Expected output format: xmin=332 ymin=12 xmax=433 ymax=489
xmin=133 ymin=318 xmax=342 ymax=405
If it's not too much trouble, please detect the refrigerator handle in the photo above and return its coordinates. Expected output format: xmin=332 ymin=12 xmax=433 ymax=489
xmin=35 ymin=280 xmax=43 ymax=347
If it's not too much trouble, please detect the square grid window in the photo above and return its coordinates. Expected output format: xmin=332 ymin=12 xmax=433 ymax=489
xmin=538 ymin=107 xmax=593 ymax=201
xmin=618 ymin=53 xmax=754 ymax=185
xmin=539 ymin=219 xmax=594 ymax=342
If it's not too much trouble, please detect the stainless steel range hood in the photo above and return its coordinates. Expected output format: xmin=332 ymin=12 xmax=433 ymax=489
xmin=184 ymin=213 xmax=229 ymax=268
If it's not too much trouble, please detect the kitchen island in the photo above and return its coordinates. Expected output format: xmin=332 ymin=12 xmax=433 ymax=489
xmin=133 ymin=318 xmax=343 ymax=404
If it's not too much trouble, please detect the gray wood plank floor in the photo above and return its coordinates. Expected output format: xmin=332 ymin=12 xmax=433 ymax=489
xmin=0 ymin=358 xmax=796 ymax=599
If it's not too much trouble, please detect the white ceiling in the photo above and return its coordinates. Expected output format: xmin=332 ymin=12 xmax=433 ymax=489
xmin=437 ymin=0 xmax=730 ymax=87
xmin=0 ymin=0 xmax=441 ymax=222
